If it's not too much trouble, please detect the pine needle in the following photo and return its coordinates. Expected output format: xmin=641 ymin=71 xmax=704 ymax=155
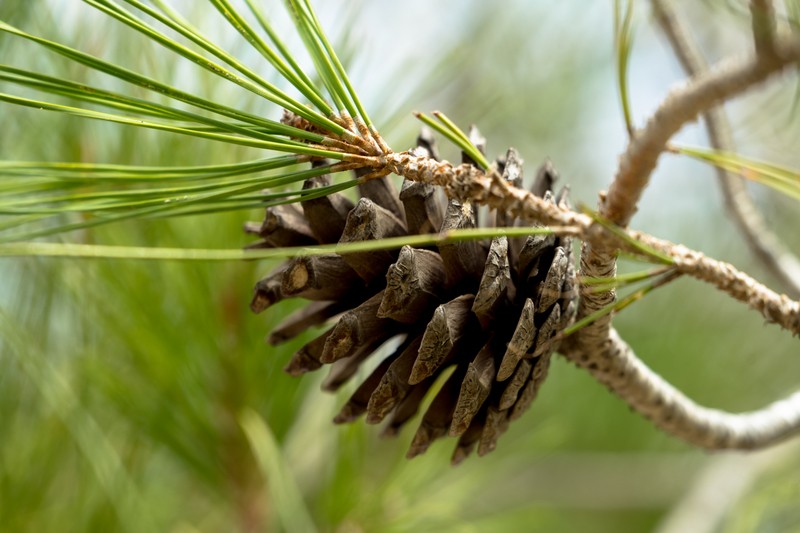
xmin=579 ymin=204 xmax=675 ymax=265
xmin=563 ymin=269 xmax=681 ymax=336
xmin=86 ymin=0 xmax=342 ymax=134
xmin=0 ymin=20 xmax=313 ymax=134
xmin=676 ymin=145 xmax=800 ymax=202
xmin=207 ymin=0 xmax=331 ymax=114
xmin=414 ymin=111 xmax=491 ymax=170
xmin=614 ymin=0 xmax=635 ymax=136
xmin=0 ymin=227 xmax=558 ymax=261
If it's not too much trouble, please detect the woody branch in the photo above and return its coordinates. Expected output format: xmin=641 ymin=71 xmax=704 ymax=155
xmin=651 ymin=0 xmax=800 ymax=299
xmin=568 ymin=0 xmax=800 ymax=449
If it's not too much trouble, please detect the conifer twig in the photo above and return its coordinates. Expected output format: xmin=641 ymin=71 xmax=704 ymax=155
xmin=750 ymin=0 xmax=777 ymax=58
xmin=651 ymin=0 xmax=800 ymax=299
xmin=572 ymin=12 xmax=800 ymax=419
xmin=602 ymin=34 xmax=800 ymax=229
xmin=561 ymin=328 xmax=800 ymax=450
xmin=561 ymin=5 xmax=800 ymax=450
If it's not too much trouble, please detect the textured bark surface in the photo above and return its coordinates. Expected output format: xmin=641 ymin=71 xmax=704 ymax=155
xmin=563 ymin=329 xmax=800 ymax=449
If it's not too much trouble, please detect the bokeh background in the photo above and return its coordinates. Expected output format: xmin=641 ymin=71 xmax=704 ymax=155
xmin=2 ymin=1 xmax=800 ymax=532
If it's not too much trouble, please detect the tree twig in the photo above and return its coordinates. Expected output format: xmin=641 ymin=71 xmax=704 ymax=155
xmin=750 ymin=0 xmax=778 ymax=58
xmin=577 ymin=35 xmax=800 ymax=370
xmin=561 ymin=328 xmax=800 ymax=449
xmin=565 ymin=23 xmax=800 ymax=449
xmin=633 ymin=233 xmax=800 ymax=335
xmin=654 ymin=440 xmax=799 ymax=533
xmin=651 ymin=0 xmax=800 ymax=299
xmin=603 ymin=35 xmax=800 ymax=228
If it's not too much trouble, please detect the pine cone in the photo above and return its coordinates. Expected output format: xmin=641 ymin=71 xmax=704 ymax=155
xmin=248 ymin=128 xmax=577 ymax=464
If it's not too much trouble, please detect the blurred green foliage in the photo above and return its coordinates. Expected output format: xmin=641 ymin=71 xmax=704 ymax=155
xmin=1 ymin=1 xmax=799 ymax=532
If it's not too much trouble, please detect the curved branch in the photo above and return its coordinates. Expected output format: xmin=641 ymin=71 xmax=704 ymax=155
xmin=604 ymin=36 xmax=800 ymax=228
xmin=578 ymin=28 xmax=800 ymax=367
xmin=561 ymin=328 xmax=800 ymax=449
xmin=652 ymin=0 xmax=800 ymax=299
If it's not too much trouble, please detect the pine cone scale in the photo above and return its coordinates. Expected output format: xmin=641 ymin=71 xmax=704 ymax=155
xmin=409 ymin=294 xmax=477 ymax=385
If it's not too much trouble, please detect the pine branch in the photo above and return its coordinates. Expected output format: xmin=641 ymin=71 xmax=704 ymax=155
xmin=561 ymin=329 xmax=800 ymax=450
xmin=603 ymin=33 xmax=800 ymax=229
xmin=750 ymin=0 xmax=777 ymax=57
xmin=559 ymin=4 xmax=800 ymax=450
xmin=651 ymin=0 xmax=800 ymax=299
xmin=641 ymin=235 xmax=800 ymax=334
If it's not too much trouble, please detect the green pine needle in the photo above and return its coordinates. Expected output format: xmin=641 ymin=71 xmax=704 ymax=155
xmin=579 ymin=204 xmax=675 ymax=265
xmin=243 ymin=0 xmax=323 ymax=105
xmin=414 ymin=111 xmax=491 ymax=170
xmin=296 ymin=0 xmax=373 ymax=128
xmin=0 ymin=66 xmax=325 ymax=143
xmin=614 ymin=0 xmax=635 ymax=136
xmin=0 ymin=163 xmax=351 ymax=242
xmin=0 ymin=156 xmax=302 ymax=182
xmin=285 ymin=0 xmax=352 ymax=117
xmin=579 ymin=266 xmax=675 ymax=293
xmin=85 ymin=0 xmax=342 ymax=135
xmin=0 ymin=92 xmax=344 ymax=158
xmin=0 ymin=227 xmax=557 ymax=261
xmin=563 ymin=269 xmax=681 ymax=336
xmin=207 ymin=0 xmax=332 ymax=115
xmin=0 ymin=20 xmax=316 ymax=135
xmin=676 ymin=145 xmax=800 ymax=202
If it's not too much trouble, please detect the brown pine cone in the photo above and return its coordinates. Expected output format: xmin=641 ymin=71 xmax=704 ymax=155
xmin=248 ymin=127 xmax=577 ymax=464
